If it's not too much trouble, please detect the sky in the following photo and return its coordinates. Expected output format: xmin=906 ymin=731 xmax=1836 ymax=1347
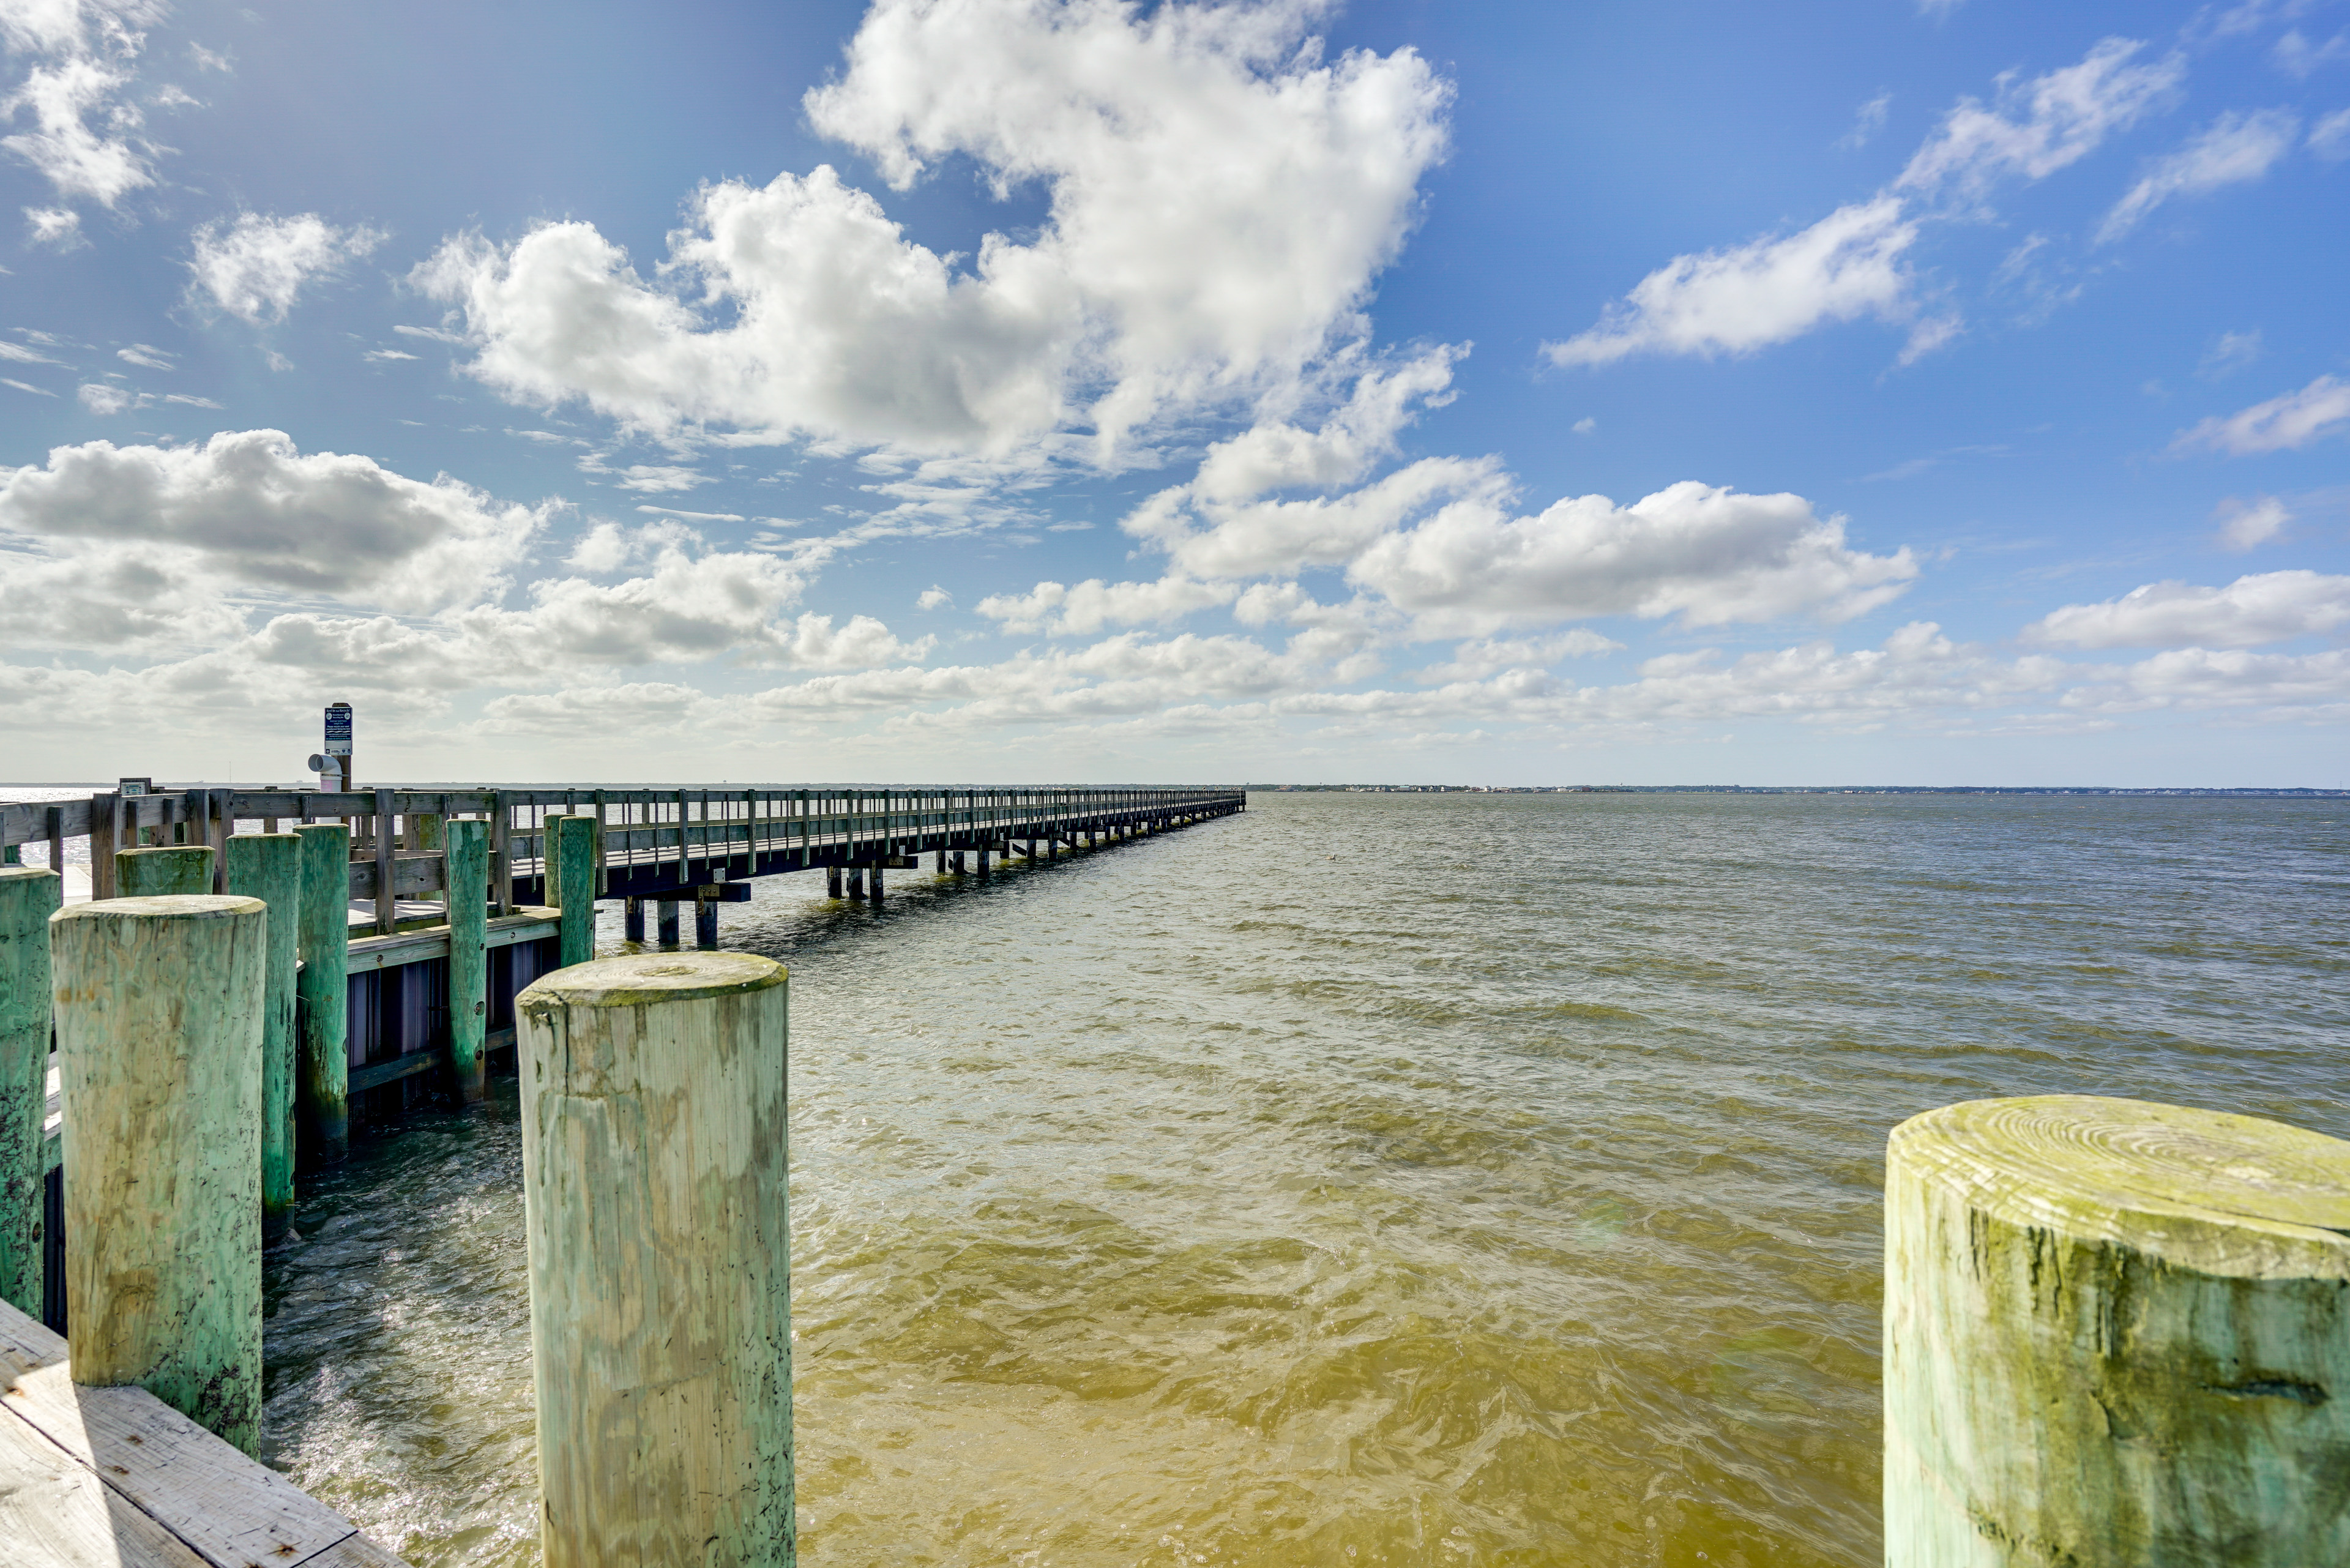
xmin=1 ymin=0 xmax=2346 ymax=786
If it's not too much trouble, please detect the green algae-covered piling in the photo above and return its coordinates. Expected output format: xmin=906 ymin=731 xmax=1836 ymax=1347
xmin=1885 ymin=1094 xmax=2350 ymax=1566
xmin=0 ymin=866 xmax=59 ymax=1315
xmin=50 ymin=894 xmax=266 ymax=1455
xmin=294 ymin=822 xmax=350 ymax=1167
xmin=547 ymin=813 xmax=596 ymax=968
xmin=446 ymin=818 xmax=490 ymax=1102
xmin=518 ymin=952 xmax=795 ymax=1567
xmin=115 ymin=845 xmax=214 ymax=897
xmin=223 ymin=834 xmax=301 ymax=1239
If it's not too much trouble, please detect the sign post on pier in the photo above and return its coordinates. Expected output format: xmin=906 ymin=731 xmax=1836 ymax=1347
xmin=321 ymin=702 xmax=353 ymax=793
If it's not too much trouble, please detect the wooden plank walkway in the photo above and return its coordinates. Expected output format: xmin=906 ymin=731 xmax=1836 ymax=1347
xmin=0 ymin=1298 xmax=406 ymax=1568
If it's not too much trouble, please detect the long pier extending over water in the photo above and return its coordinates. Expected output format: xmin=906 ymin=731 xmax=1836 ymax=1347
xmin=0 ymin=780 xmax=1240 ymax=1566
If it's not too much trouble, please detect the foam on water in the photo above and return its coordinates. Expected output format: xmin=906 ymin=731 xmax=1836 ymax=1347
xmin=256 ymin=791 xmax=2350 ymax=1566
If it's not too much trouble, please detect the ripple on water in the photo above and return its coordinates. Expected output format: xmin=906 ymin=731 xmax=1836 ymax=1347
xmin=259 ymin=792 xmax=2350 ymax=1566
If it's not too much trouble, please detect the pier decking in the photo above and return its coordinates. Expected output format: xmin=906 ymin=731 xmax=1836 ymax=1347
xmin=0 ymin=1296 xmax=405 ymax=1567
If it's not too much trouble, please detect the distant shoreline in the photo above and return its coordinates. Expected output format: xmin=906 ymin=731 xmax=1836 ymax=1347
xmin=1248 ymin=785 xmax=2350 ymax=797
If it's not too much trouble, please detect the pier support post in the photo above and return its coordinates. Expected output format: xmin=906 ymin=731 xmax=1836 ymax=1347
xmin=977 ymin=848 xmax=990 ymax=875
xmin=0 ymin=866 xmax=59 ymax=1314
xmin=657 ymin=900 xmax=681 ymax=946
xmin=447 ymin=818 xmax=490 ymax=1103
xmin=294 ymin=823 xmax=350 ymax=1167
xmin=51 ymin=894 xmax=266 ymax=1454
xmin=847 ymin=867 xmax=865 ymax=899
xmin=694 ymin=894 xmax=720 ymax=949
xmin=624 ymin=896 xmax=645 ymax=943
xmin=116 ymin=845 xmax=214 ymax=897
xmin=223 ymin=834 xmax=300 ymax=1239
xmin=870 ymin=863 xmax=885 ymax=899
xmin=1886 ymin=1094 xmax=2350 ymax=1566
xmin=548 ymin=813 xmax=596 ymax=968
xmin=826 ymin=865 xmax=841 ymax=898
xmin=518 ymin=952 xmax=794 ymax=1567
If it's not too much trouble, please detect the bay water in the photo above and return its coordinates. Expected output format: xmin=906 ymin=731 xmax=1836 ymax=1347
xmin=255 ymin=790 xmax=2350 ymax=1567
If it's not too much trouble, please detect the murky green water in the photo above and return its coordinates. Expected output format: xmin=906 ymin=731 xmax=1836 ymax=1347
xmin=257 ymin=791 xmax=2350 ymax=1567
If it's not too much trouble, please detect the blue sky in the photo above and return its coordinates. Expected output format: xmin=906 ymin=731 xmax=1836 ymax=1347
xmin=2 ymin=0 xmax=2346 ymax=785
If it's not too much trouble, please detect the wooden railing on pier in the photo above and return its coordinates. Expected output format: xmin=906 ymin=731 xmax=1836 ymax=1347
xmin=3 ymin=785 xmax=1245 ymax=931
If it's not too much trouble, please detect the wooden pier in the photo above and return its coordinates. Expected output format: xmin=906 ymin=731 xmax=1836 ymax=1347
xmin=2 ymin=784 xmax=1243 ymax=1321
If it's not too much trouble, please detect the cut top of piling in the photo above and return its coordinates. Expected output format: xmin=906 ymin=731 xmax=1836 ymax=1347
xmin=50 ymin=893 xmax=264 ymax=927
xmin=1890 ymin=1094 xmax=2350 ymax=1279
xmin=518 ymin=950 xmax=785 ymax=1010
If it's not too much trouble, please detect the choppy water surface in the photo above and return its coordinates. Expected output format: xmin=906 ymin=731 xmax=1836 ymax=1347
xmin=258 ymin=791 xmax=2350 ymax=1567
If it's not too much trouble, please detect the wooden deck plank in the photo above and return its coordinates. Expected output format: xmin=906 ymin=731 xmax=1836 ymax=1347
xmin=0 ymin=1299 xmax=405 ymax=1568
xmin=0 ymin=1406 xmax=211 ymax=1568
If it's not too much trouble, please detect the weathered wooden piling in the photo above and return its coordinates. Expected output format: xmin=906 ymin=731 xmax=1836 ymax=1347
xmin=826 ymin=865 xmax=841 ymax=898
xmin=0 ymin=866 xmax=59 ymax=1315
xmin=1885 ymin=1094 xmax=2350 ymax=1565
xmin=547 ymin=813 xmax=596 ymax=967
xmin=50 ymin=895 xmax=266 ymax=1454
xmin=223 ymin=833 xmax=301 ymax=1239
xmin=695 ymin=894 xmax=720 ymax=949
xmin=624 ymin=895 xmax=645 ymax=943
xmin=115 ymin=844 xmax=214 ymax=897
xmin=446 ymin=818 xmax=490 ymax=1102
xmin=658 ymin=901 xmax=681 ymax=945
xmin=294 ymin=822 xmax=351 ymax=1166
xmin=517 ymin=952 xmax=794 ymax=1567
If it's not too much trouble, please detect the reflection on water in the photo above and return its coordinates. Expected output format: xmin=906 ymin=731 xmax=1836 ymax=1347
xmin=259 ymin=792 xmax=2350 ymax=1566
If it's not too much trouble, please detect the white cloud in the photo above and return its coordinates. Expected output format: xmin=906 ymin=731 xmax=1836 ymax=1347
xmin=2098 ymin=108 xmax=2298 ymax=242
xmin=1896 ymin=37 xmax=2183 ymax=205
xmin=1838 ymin=91 xmax=1892 ymax=150
xmin=1544 ymin=198 xmax=1919 ymax=367
xmin=975 ymin=574 xmax=1234 ymax=636
xmin=2273 ymin=29 xmax=2350 ymax=78
xmin=1 ymin=0 xmax=164 ymax=206
xmin=160 ymin=391 xmax=218 ymax=408
xmin=1413 ymin=631 xmax=1621 ymax=682
xmin=363 ymin=348 xmax=418 ymax=362
xmin=2213 ymin=494 xmax=2289 ymax=550
xmin=2199 ymin=328 xmax=2261 ymax=377
xmin=917 ymin=586 xmax=953 ymax=610
xmin=2024 ymin=571 xmax=2350 ymax=649
xmin=2 ymin=376 xmax=57 ymax=396
xmin=1571 ymin=417 xmax=1596 ymax=435
xmin=577 ymin=455 xmax=712 ymax=492
xmin=0 ymin=340 xmax=61 ymax=365
xmin=23 ymin=204 xmax=81 ymax=247
xmin=417 ymin=0 xmax=1449 ymax=459
xmin=632 ymin=505 xmax=743 ymax=523
xmin=1549 ymin=39 xmax=2188 ymax=369
xmin=1346 ymin=480 xmax=1917 ymax=633
xmin=2311 ymin=108 xmax=2350 ymax=160
xmin=477 ymin=682 xmax=725 ymax=737
xmin=76 ymin=379 xmax=135 ymax=413
xmin=115 ymin=340 xmax=171 ymax=368
xmin=0 ymin=428 xmax=546 ymax=628
xmin=186 ymin=212 xmax=386 ymax=326
xmin=2173 ymin=375 xmax=2350 ymax=454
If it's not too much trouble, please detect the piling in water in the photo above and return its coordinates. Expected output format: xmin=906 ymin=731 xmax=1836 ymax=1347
xmin=0 ymin=866 xmax=59 ymax=1314
xmin=1884 ymin=1094 xmax=2350 ymax=1564
xmin=547 ymin=813 xmax=595 ymax=968
xmin=446 ymin=818 xmax=490 ymax=1102
xmin=223 ymin=833 xmax=301 ymax=1238
xmin=116 ymin=845 xmax=214 ymax=897
xmin=294 ymin=822 xmax=350 ymax=1166
xmin=518 ymin=952 xmax=795 ymax=1567
xmin=50 ymin=894 xmax=266 ymax=1454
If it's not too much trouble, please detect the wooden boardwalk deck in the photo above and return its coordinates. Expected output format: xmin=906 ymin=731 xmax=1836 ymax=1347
xmin=0 ymin=1298 xmax=406 ymax=1568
